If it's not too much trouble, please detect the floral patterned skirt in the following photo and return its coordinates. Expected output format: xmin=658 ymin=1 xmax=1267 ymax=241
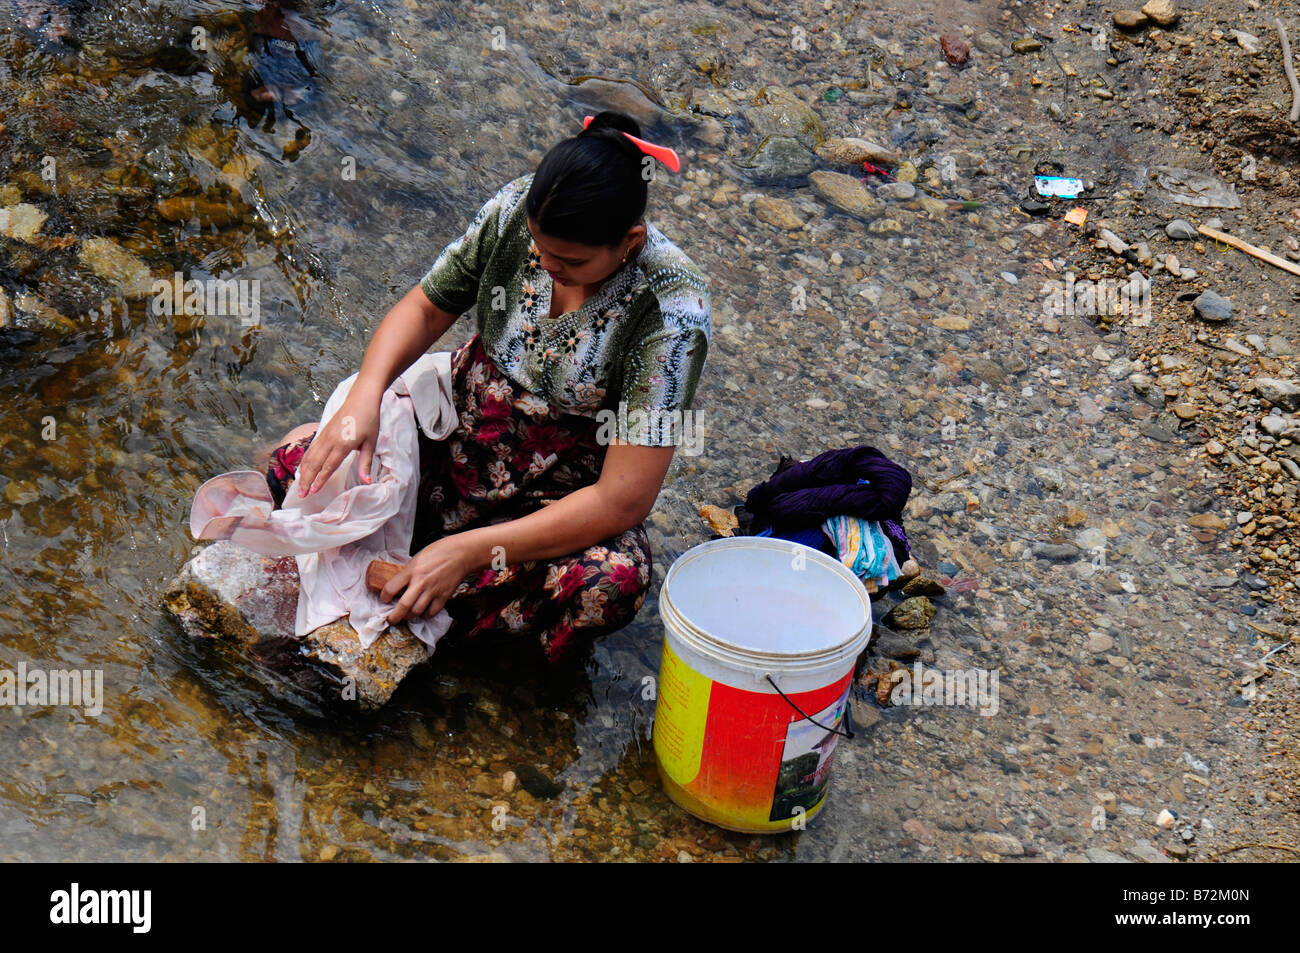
xmin=265 ymin=333 xmax=652 ymax=664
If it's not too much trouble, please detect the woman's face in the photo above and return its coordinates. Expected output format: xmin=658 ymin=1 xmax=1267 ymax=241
xmin=527 ymin=218 xmax=644 ymax=288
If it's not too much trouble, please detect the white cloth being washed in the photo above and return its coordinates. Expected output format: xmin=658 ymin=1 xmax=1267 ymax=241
xmin=187 ymin=352 xmax=457 ymax=650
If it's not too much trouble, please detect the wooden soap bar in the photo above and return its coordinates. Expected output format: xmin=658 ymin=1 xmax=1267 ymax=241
xmin=365 ymin=559 xmax=404 ymax=594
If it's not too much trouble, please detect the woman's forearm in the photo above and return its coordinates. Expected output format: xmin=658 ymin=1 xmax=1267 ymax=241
xmin=384 ymin=438 xmax=674 ymax=624
xmin=453 ymin=483 xmax=642 ymax=573
xmin=353 ymin=285 xmax=459 ymax=399
xmin=446 ymin=444 xmax=674 ymax=572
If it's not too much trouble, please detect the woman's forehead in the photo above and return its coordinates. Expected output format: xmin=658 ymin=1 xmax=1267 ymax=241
xmin=526 ymin=217 xmax=599 ymax=257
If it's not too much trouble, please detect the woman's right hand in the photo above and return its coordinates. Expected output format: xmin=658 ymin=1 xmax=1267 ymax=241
xmin=294 ymin=386 xmax=383 ymax=496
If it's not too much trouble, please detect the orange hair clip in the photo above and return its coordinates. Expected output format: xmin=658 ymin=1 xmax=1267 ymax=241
xmin=582 ymin=115 xmax=681 ymax=173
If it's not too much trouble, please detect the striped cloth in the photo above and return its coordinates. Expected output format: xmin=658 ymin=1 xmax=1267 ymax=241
xmin=822 ymin=514 xmax=903 ymax=589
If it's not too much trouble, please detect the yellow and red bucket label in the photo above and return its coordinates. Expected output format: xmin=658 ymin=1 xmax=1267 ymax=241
xmin=654 ymin=642 xmax=853 ymax=833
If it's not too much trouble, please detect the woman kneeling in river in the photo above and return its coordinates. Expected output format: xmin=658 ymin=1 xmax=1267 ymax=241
xmin=265 ymin=111 xmax=711 ymax=665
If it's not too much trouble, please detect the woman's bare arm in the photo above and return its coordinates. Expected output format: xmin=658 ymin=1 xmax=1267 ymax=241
xmin=296 ymin=285 xmax=458 ymax=495
xmin=457 ymin=443 xmax=674 ymax=568
xmin=383 ymin=443 xmax=675 ymax=623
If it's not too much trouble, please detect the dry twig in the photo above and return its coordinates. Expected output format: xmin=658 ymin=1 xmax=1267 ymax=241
xmin=1208 ymin=842 xmax=1300 ymax=859
xmin=1277 ymin=19 xmax=1300 ymax=122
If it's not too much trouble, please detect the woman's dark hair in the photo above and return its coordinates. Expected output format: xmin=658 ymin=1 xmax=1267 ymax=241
xmin=526 ymin=111 xmax=649 ymax=247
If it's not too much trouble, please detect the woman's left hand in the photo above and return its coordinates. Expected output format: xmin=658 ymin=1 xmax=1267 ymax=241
xmin=381 ymin=536 xmax=473 ymax=625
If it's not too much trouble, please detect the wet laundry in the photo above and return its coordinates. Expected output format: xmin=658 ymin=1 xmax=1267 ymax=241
xmin=739 ymin=446 xmax=917 ymax=589
xmin=822 ymin=512 xmax=904 ymax=590
xmin=187 ymin=352 xmax=457 ymax=651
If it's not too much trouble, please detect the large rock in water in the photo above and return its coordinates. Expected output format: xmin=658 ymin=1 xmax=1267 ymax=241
xmin=162 ymin=541 xmax=431 ymax=710
xmin=568 ymin=76 xmax=665 ymax=129
xmin=742 ymin=135 xmax=818 ymax=183
xmin=814 ymin=136 xmax=899 ymax=166
xmin=809 ymin=170 xmax=883 ymax=221
xmin=745 ymin=86 xmax=825 ymax=147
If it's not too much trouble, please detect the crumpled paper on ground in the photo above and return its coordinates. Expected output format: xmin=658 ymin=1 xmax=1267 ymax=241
xmin=1154 ymin=166 xmax=1242 ymax=209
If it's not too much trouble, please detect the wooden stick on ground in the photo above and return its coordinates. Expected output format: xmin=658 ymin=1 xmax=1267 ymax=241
xmin=1278 ymin=19 xmax=1300 ymax=122
xmin=1198 ymin=224 xmax=1300 ymax=278
xmin=1207 ymin=842 xmax=1300 ymax=860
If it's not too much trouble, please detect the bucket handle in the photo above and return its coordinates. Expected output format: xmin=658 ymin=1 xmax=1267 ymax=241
xmin=765 ymin=675 xmax=855 ymax=739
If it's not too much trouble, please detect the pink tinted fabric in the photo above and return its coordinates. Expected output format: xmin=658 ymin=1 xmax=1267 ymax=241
xmin=188 ymin=354 xmax=457 ymax=651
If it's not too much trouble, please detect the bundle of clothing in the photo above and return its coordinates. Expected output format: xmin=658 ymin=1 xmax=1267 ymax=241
xmin=187 ymin=351 xmax=457 ymax=651
xmin=739 ymin=446 xmax=917 ymax=592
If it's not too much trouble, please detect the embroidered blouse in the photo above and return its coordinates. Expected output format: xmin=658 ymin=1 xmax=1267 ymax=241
xmin=419 ymin=174 xmax=711 ymax=447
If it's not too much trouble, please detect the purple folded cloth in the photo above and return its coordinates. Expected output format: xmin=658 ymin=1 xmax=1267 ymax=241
xmin=881 ymin=518 xmax=912 ymax=566
xmin=744 ymin=447 xmax=914 ymax=569
xmin=745 ymin=446 xmax=912 ymax=527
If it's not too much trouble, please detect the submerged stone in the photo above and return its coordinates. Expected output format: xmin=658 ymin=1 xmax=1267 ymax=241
xmin=742 ymin=135 xmax=817 ymax=183
xmin=568 ymin=76 xmax=665 ymax=128
xmin=745 ymin=86 xmax=825 ymax=146
xmin=0 ymin=203 xmax=47 ymax=243
xmin=156 ymin=196 xmax=237 ymax=226
xmin=882 ymin=595 xmax=936 ymax=630
xmin=809 ymin=170 xmax=882 ymax=221
xmin=752 ymin=195 xmax=806 ymax=230
xmin=814 ymin=136 xmax=899 ymax=166
xmin=79 ymin=238 xmax=155 ymax=298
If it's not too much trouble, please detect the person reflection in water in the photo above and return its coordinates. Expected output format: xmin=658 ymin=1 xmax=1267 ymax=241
xmin=14 ymin=0 xmax=80 ymax=53
xmin=239 ymin=0 xmax=321 ymax=123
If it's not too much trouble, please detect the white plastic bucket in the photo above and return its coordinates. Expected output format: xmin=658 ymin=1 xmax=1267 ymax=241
xmin=652 ymin=536 xmax=872 ymax=833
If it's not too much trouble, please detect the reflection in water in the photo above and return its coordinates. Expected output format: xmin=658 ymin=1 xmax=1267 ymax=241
xmin=241 ymin=2 xmax=321 ymax=119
